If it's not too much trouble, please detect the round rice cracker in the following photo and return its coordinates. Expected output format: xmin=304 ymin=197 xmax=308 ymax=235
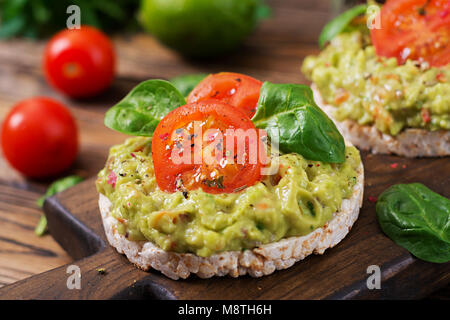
xmin=99 ymin=162 xmax=364 ymax=280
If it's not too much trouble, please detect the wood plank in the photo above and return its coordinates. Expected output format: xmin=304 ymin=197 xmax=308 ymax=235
xmin=0 ymin=183 xmax=71 ymax=287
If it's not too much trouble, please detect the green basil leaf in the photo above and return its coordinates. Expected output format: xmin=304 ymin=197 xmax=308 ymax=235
xmin=252 ymin=82 xmax=345 ymax=163
xmin=105 ymin=79 xmax=186 ymax=136
xmin=35 ymin=175 xmax=84 ymax=236
xmin=169 ymin=73 xmax=207 ymax=97
xmin=318 ymin=4 xmax=367 ymax=48
xmin=376 ymin=183 xmax=450 ymax=263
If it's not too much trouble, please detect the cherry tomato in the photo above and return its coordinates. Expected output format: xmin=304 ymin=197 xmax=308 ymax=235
xmin=152 ymin=100 xmax=266 ymax=194
xmin=187 ymin=72 xmax=262 ymax=118
xmin=1 ymin=97 xmax=78 ymax=178
xmin=370 ymin=0 xmax=450 ymax=67
xmin=44 ymin=26 xmax=116 ymax=98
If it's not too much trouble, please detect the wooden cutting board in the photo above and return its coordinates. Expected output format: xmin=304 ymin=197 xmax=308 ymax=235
xmin=1 ymin=152 xmax=448 ymax=299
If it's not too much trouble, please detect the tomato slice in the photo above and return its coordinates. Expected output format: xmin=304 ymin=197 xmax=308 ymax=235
xmin=187 ymin=72 xmax=263 ymax=118
xmin=370 ymin=0 xmax=450 ymax=67
xmin=152 ymin=100 xmax=266 ymax=194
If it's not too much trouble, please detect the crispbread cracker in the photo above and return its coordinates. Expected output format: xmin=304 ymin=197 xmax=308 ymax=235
xmin=99 ymin=162 xmax=364 ymax=280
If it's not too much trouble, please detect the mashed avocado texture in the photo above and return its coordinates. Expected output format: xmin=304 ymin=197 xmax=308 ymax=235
xmin=302 ymin=31 xmax=450 ymax=136
xmin=97 ymin=137 xmax=361 ymax=257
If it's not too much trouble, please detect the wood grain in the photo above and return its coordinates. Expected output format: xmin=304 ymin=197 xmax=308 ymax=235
xmin=0 ymin=0 xmax=448 ymax=298
xmin=0 ymin=183 xmax=71 ymax=287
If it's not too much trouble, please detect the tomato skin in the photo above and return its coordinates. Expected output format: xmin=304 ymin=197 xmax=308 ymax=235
xmin=370 ymin=0 xmax=450 ymax=67
xmin=187 ymin=72 xmax=262 ymax=118
xmin=44 ymin=26 xmax=116 ymax=98
xmin=1 ymin=97 xmax=78 ymax=178
xmin=152 ymin=100 xmax=265 ymax=194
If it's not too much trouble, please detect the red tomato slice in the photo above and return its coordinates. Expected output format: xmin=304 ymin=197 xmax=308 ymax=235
xmin=187 ymin=72 xmax=263 ymax=118
xmin=152 ymin=100 xmax=266 ymax=194
xmin=370 ymin=0 xmax=450 ymax=67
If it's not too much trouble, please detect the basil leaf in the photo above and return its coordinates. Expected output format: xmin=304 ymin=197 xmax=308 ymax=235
xmin=252 ymin=82 xmax=345 ymax=163
xmin=318 ymin=4 xmax=367 ymax=48
xmin=376 ymin=183 xmax=450 ymax=263
xmin=169 ymin=73 xmax=207 ymax=97
xmin=105 ymin=79 xmax=186 ymax=136
xmin=35 ymin=175 xmax=84 ymax=236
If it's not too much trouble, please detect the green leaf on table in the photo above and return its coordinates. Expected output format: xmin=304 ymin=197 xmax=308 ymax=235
xmin=376 ymin=183 xmax=450 ymax=263
xmin=104 ymin=79 xmax=186 ymax=136
xmin=35 ymin=175 xmax=84 ymax=236
xmin=252 ymin=82 xmax=345 ymax=163
xmin=318 ymin=4 xmax=367 ymax=48
xmin=169 ymin=73 xmax=207 ymax=97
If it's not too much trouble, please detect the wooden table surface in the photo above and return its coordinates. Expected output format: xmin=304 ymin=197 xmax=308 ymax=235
xmin=0 ymin=0 xmax=447 ymax=298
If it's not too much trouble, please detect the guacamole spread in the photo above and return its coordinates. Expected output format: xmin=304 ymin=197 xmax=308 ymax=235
xmin=97 ymin=137 xmax=361 ymax=257
xmin=302 ymin=30 xmax=450 ymax=136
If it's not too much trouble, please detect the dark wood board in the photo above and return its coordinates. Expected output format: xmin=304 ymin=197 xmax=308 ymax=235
xmin=1 ymin=152 xmax=448 ymax=300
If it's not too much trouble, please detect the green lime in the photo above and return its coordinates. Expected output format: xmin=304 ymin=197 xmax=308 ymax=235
xmin=139 ymin=0 xmax=266 ymax=58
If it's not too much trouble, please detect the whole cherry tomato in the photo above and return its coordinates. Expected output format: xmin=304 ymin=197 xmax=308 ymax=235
xmin=44 ymin=26 xmax=116 ymax=98
xmin=1 ymin=97 xmax=78 ymax=178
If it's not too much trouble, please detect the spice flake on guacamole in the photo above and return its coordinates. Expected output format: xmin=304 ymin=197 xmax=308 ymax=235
xmin=302 ymin=30 xmax=450 ymax=136
xmin=96 ymin=137 xmax=361 ymax=257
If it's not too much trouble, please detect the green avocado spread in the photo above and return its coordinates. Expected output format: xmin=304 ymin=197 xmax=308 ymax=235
xmin=97 ymin=137 xmax=361 ymax=257
xmin=302 ymin=30 xmax=450 ymax=136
